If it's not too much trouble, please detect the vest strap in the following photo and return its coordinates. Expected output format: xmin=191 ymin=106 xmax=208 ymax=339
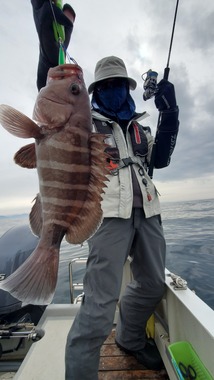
xmin=110 ymin=156 xmax=146 ymax=175
xmin=93 ymin=118 xmax=148 ymax=175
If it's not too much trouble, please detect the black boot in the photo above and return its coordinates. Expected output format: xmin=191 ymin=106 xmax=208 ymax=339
xmin=115 ymin=339 xmax=164 ymax=370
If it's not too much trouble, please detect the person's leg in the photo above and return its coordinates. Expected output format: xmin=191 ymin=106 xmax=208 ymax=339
xmin=65 ymin=216 xmax=135 ymax=380
xmin=116 ymin=210 xmax=166 ymax=352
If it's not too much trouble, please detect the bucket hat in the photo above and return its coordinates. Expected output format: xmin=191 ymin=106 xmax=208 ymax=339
xmin=88 ymin=56 xmax=137 ymax=94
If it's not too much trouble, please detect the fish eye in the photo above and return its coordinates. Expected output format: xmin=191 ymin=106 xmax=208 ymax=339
xmin=70 ymin=83 xmax=80 ymax=95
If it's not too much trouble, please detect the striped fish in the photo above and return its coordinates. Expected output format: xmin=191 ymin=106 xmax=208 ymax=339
xmin=0 ymin=64 xmax=109 ymax=305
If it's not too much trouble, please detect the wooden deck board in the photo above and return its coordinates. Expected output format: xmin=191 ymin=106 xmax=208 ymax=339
xmin=99 ymin=370 xmax=169 ymax=380
xmin=98 ymin=329 xmax=169 ymax=380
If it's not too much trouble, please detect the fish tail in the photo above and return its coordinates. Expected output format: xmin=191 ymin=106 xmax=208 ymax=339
xmin=0 ymin=244 xmax=59 ymax=305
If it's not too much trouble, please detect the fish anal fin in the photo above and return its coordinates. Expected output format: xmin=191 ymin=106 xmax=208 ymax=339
xmin=14 ymin=143 xmax=37 ymax=168
xmin=30 ymin=194 xmax=43 ymax=237
xmin=0 ymin=245 xmax=59 ymax=305
xmin=0 ymin=104 xmax=42 ymax=139
xmin=65 ymin=133 xmax=109 ymax=244
xmin=65 ymin=206 xmax=103 ymax=245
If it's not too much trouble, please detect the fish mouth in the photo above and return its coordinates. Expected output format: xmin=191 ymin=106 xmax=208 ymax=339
xmin=47 ymin=64 xmax=83 ymax=82
xmin=42 ymin=96 xmax=67 ymax=106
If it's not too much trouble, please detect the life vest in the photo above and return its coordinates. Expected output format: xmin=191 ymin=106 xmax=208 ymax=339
xmin=93 ymin=119 xmax=150 ymax=173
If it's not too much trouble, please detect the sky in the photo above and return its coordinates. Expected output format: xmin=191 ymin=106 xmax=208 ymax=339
xmin=0 ymin=0 xmax=214 ymax=215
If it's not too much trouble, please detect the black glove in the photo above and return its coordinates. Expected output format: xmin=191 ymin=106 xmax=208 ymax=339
xmin=155 ymin=79 xmax=177 ymax=111
xmin=31 ymin=0 xmax=76 ymax=90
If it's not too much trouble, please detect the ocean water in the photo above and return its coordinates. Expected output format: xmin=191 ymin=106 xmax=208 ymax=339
xmin=0 ymin=198 xmax=214 ymax=309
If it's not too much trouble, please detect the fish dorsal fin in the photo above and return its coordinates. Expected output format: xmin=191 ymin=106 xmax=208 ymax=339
xmin=0 ymin=104 xmax=42 ymax=139
xmin=29 ymin=194 xmax=43 ymax=237
xmin=14 ymin=143 xmax=37 ymax=168
xmin=66 ymin=133 xmax=109 ymax=244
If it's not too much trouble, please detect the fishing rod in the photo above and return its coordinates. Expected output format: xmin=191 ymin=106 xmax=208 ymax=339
xmin=161 ymin=0 xmax=180 ymax=82
xmin=143 ymin=0 xmax=180 ymax=179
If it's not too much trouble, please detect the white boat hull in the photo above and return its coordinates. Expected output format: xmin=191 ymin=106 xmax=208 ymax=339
xmin=1 ymin=264 xmax=214 ymax=379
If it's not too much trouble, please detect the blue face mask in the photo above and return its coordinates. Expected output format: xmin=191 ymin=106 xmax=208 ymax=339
xmin=92 ymin=79 xmax=136 ymax=120
xmin=97 ymin=82 xmax=128 ymax=112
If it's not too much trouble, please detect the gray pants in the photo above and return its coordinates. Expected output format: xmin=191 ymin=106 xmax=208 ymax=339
xmin=65 ymin=209 xmax=166 ymax=380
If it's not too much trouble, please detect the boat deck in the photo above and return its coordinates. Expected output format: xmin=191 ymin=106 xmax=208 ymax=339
xmin=99 ymin=330 xmax=169 ymax=379
xmin=0 ymin=330 xmax=169 ymax=380
xmin=0 ymin=326 xmax=169 ymax=380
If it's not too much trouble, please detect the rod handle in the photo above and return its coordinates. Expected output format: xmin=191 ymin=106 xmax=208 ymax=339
xmin=163 ymin=67 xmax=170 ymax=81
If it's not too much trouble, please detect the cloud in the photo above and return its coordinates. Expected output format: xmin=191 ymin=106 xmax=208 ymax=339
xmin=0 ymin=0 xmax=214 ymax=214
xmin=186 ymin=10 xmax=214 ymax=52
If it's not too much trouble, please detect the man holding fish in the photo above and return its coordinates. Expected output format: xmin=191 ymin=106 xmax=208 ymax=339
xmin=64 ymin=55 xmax=179 ymax=378
xmin=0 ymin=0 xmax=179 ymax=380
xmin=59 ymin=5 xmax=178 ymax=374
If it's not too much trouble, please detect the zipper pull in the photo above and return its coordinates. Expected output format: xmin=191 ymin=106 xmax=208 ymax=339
xmin=142 ymin=177 xmax=152 ymax=202
xmin=147 ymin=192 xmax=152 ymax=202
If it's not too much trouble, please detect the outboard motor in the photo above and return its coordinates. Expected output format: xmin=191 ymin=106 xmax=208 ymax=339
xmin=0 ymin=225 xmax=46 ymax=325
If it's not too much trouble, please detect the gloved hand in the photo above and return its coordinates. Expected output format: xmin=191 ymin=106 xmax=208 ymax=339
xmin=31 ymin=0 xmax=76 ymax=90
xmin=155 ymin=79 xmax=177 ymax=111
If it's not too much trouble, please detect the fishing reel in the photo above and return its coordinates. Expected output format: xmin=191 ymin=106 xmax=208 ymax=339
xmin=142 ymin=69 xmax=158 ymax=101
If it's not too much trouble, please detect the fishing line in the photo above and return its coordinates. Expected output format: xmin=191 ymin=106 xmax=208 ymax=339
xmin=49 ymin=0 xmax=58 ymax=32
xmin=65 ymin=51 xmax=78 ymax=65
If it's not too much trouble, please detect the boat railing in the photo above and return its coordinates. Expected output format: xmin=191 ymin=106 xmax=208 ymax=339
xmin=69 ymin=258 xmax=87 ymax=304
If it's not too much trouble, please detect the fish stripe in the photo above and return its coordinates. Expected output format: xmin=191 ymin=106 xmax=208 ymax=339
xmin=46 ymin=137 xmax=90 ymax=152
xmin=42 ymin=205 xmax=102 ymax=228
xmin=40 ymin=168 xmax=90 ymax=189
xmin=41 ymin=200 xmax=100 ymax=217
xmin=39 ymin=150 xmax=90 ymax=165
xmin=38 ymin=145 xmax=90 ymax=164
xmin=39 ymin=168 xmax=90 ymax=185
xmin=39 ymin=180 xmax=89 ymax=190
xmin=38 ymin=161 xmax=91 ymax=173
xmin=42 ymin=202 xmax=97 ymax=218
xmin=40 ymin=188 xmax=88 ymax=202
xmin=42 ymin=129 xmax=89 ymax=147
xmin=42 ymin=197 xmax=96 ymax=207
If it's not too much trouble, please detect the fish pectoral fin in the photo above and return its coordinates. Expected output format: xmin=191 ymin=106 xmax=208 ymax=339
xmin=14 ymin=143 xmax=37 ymax=168
xmin=0 ymin=245 xmax=59 ymax=305
xmin=30 ymin=194 xmax=43 ymax=237
xmin=0 ymin=104 xmax=42 ymax=139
